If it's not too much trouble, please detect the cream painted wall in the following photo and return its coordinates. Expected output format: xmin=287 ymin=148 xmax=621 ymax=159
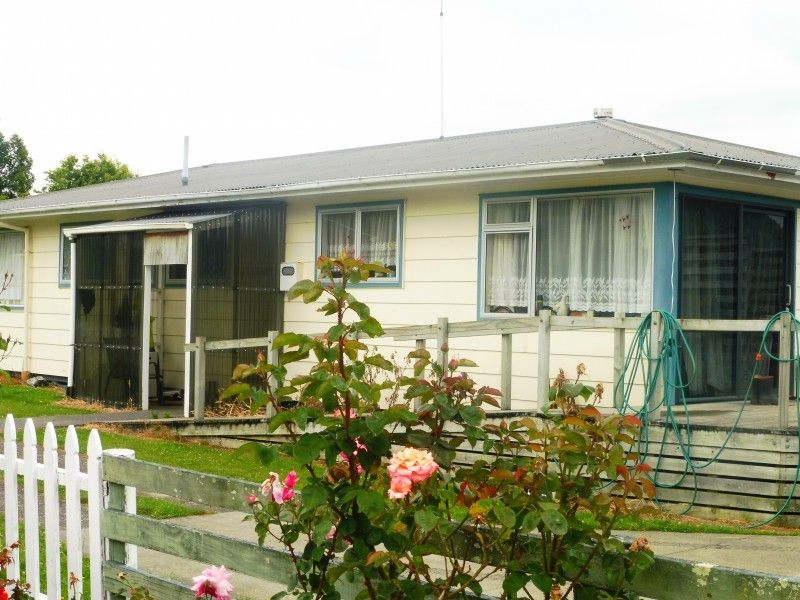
xmin=7 ymin=189 xmax=655 ymax=408
xmin=282 ymin=188 xmax=641 ymax=410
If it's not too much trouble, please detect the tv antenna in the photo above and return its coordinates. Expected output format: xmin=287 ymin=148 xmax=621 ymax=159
xmin=439 ymin=0 xmax=445 ymax=138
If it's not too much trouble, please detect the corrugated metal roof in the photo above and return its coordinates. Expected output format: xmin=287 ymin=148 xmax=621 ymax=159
xmin=3 ymin=118 xmax=799 ymax=215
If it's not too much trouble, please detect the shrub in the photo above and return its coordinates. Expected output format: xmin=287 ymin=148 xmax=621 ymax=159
xmin=225 ymin=255 xmax=654 ymax=600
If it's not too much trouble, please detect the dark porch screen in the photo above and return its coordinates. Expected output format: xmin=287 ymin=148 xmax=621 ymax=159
xmin=191 ymin=204 xmax=286 ymax=406
xmin=73 ymin=232 xmax=144 ymax=406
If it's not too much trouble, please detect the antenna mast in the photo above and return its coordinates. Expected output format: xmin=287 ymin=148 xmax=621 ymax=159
xmin=439 ymin=0 xmax=444 ymax=138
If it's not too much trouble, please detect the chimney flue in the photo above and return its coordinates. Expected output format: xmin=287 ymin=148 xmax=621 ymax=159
xmin=181 ymin=136 xmax=189 ymax=186
xmin=593 ymin=107 xmax=613 ymax=119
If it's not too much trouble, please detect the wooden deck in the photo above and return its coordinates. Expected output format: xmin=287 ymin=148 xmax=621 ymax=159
xmin=655 ymin=400 xmax=798 ymax=432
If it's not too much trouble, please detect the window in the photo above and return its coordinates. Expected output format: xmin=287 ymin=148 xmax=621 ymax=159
xmin=60 ymin=222 xmax=99 ymax=287
xmin=0 ymin=230 xmax=24 ymax=305
xmin=165 ymin=264 xmax=187 ymax=286
xmin=481 ymin=191 xmax=653 ymax=316
xmin=316 ymin=202 xmax=402 ymax=283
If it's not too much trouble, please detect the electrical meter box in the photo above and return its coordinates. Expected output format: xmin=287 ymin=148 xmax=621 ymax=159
xmin=279 ymin=262 xmax=300 ymax=291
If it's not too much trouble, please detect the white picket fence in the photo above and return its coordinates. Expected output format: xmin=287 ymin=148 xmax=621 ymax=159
xmin=0 ymin=415 xmax=136 ymax=600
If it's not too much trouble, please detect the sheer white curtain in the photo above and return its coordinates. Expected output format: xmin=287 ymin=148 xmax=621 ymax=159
xmin=320 ymin=212 xmax=356 ymax=258
xmin=0 ymin=231 xmax=24 ymax=304
xmin=484 ymin=202 xmax=531 ymax=312
xmin=485 ymin=232 xmax=529 ymax=311
xmin=536 ymin=193 xmax=652 ymax=313
xmin=360 ymin=209 xmax=397 ymax=268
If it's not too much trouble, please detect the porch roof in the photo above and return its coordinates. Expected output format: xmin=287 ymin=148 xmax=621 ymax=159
xmin=62 ymin=212 xmax=230 ymax=238
xmin=3 ymin=117 xmax=800 ymax=217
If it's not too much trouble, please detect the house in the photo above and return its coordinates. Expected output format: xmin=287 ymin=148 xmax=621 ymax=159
xmin=1 ymin=111 xmax=799 ymax=415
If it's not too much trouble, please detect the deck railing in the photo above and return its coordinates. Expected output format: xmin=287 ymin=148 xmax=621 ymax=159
xmin=185 ymin=311 xmax=794 ymax=427
xmin=380 ymin=310 xmax=794 ymax=426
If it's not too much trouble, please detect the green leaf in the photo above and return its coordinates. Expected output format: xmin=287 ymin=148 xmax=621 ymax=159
xmin=520 ymin=510 xmax=541 ymax=532
xmin=364 ymin=355 xmax=394 ymax=371
xmin=287 ymin=279 xmax=314 ymax=300
xmin=493 ymin=504 xmax=517 ymax=529
xmin=302 ymin=282 xmax=324 ymax=303
xmin=413 ymin=509 xmax=440 ymax=532
xmin=301 ymin=483 xmax=328 ymax=510
xmin=456 ymin=358 xmax=478 ymax=368
xmin=272 ymin=332 xmax=308 ymax=349
xmin=356 ymin=489 xmax=385 ymax=516
xmin=503 ymin=571 xmax=529 ymax=597
xmin=358 ymin=316 xmax=384 ymax=338
xmin=329 ymin=375 xmax=348 ymax=391
xmin=312 ymin=516 xmax=334 ymax=544
xmin=459 ymin=405 xmax=484 ymax=427
xmin=327 ymin=323 xmax=348 ymax=341
xmin=541 ymin=508 xmax=568 ymax=535
xmin=219 ymin=382 xmax=251 ymax=401
xmin=293 ymin=434 xmax=327 ymax=463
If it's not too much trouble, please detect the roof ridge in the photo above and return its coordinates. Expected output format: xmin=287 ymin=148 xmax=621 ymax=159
xmin=596 ymin=119 xmax=684 ymax=153
xmin=191 ymin=120 xmax=596 ymax=170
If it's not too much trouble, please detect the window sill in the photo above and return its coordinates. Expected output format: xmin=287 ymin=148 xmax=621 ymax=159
xmin=4 ymin=305 xmax=24 ymax=312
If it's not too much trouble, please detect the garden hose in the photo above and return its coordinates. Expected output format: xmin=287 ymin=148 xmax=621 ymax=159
xmin=613 ymin=310 xmax=800 ymax=526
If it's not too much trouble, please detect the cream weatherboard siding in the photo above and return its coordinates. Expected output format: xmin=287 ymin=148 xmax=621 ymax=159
xmin=282 ymin=189 xmax=635 ymax=411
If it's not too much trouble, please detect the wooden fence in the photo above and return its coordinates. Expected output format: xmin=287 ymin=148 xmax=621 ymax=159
xmin=98 ymin=452 xmax=800 ymax=599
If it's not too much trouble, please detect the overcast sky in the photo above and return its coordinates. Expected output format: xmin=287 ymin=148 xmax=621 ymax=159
xmin=2 ymin=1 xmax=799 ymax=188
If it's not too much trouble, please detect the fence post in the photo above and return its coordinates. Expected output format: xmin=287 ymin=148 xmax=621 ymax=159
xmin=104 ymin=449 xmax=137 ymax=600
xmin=3 ymin=415 xmax=19 ymax=581
xmin=87 ymin=430 xmax=104 ymax=600
xmin=43 ymin=423 xmax=61 ymax=599
xmin=537 ymin=310 xmax=552 ymax=410
xmin=778 ymin=312 xmax=791 ymax=429
xmin=267 ymin=331 xmax=280 ymax=419
xmin=65 ymin=425 xmax=84 ymax=599
xmin=613 ymin=311 xmax=625 ymax=410
xmin=414 ymin=338 xmax=426 ymax=410
xmin=649 ymin=311 xmax=664 ymax=406
xmin=501 ymin=333 xmax=512 ymax=409
xmin=436 ymin=317 xmax=449 ymax=372
xmin=22 ymin=419 xmax=40 ymax=599
xmin=194 ymin=336 xmax=207 ymax=423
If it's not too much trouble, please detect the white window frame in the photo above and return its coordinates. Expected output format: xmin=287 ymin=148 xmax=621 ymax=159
xmin=479 ymin=189 xmax=655 ymax=318
xmin=315 ymin=201 xmax=403 ymax=285
xmin=59 ymin=222 xmax=99 ymax=287
xmin=0 ymin=230 xmax=25 ymax=307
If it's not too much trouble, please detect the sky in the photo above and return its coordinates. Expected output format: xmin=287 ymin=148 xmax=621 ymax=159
xmin=2 ymin=1 xmax=799 ymax=189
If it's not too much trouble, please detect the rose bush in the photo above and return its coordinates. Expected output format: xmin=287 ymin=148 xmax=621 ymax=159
xmin=226 ymin=255 xmax=654 ymax=600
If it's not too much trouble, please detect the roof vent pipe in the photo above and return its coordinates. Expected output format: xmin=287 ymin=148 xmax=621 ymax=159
xmin=181 ymin=135 xmax=189 ymax=186
xmin=593 ymin=107 xmax=613 ymax=119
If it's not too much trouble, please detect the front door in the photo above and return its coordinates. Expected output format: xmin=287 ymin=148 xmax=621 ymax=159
xmin=680 ymin=196 xmax=792 ymax=401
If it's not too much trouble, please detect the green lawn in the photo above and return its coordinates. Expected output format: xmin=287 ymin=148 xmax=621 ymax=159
xmin=0 ymin=384 xmax=96 ymax=418
xmin=615 ymin=513 xmax=800 ymax=536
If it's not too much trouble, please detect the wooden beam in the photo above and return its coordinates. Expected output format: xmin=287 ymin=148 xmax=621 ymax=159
xmin=141 ymin=265 xmax=152 ymax=410
xmin=613 ymin=311 xmax=625 ymax=410
xmin=778 ymin=311 xmax=791 ymax=429
xmin=536 ymin=309 xmax=551 ymax=410
xmin=500 ymin=333 xmax=512 ymax=409
xmin=193 ymin=337 xmax=206 ymax=423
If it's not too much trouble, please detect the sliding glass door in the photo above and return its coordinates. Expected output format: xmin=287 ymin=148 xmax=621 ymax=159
xmin=680 ymin=196 xmax=792 ymax=400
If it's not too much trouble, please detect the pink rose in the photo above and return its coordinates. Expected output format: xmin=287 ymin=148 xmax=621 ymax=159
xmin=388 ymin=476 xmax=413 ymax=499
xmin=191 ymin=565 xmax=233 ymax=600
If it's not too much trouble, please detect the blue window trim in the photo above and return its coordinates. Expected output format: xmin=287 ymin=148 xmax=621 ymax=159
xmin=477 ymin=186 xmax=657 ymax=319
xmin=314 ymin=200 xmax=404 ymax=288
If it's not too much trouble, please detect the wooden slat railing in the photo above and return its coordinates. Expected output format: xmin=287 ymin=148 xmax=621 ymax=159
xmin=99 ymin=454 xmax=800 ymax=599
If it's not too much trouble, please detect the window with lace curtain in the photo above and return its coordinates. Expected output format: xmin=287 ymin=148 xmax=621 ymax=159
xmin=316 ymin=202 xmax=402 ymax=284
xmin=481 ymin=191 xmax=653 ymax=316
xmin=0 ymin=230 xmax=24 ymax=306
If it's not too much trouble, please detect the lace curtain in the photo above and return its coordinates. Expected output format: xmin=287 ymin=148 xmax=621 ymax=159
xmin=535 ymin=193 xmax=652 ymax=313
xmin=0 ymin=231 xmax=24 ymax=305
xmin=320 ymin=209 xmax=398 ymax=268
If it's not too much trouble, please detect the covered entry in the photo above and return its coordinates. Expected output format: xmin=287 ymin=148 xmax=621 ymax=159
xmin=65 ymin=204 xmax=286 ymax=414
